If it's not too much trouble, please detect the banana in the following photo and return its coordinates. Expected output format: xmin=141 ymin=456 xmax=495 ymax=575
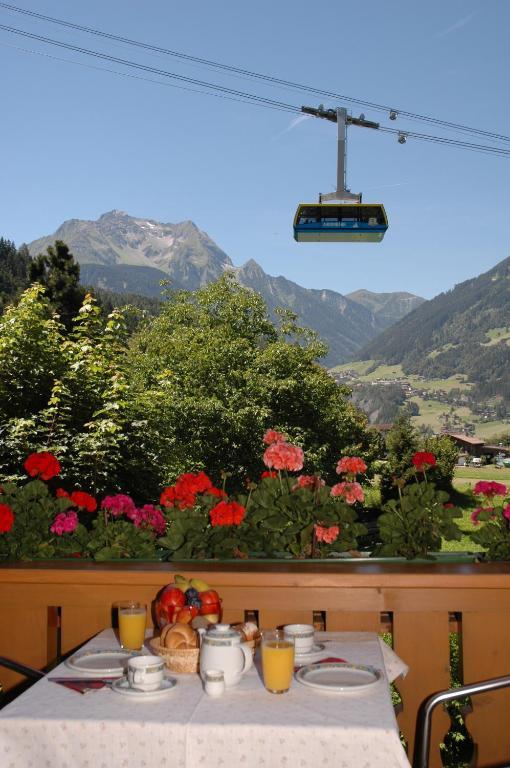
xmin=174 ymin=574 xmax=191 ymax=590
xmin=190 ymin=578 xmax=210 ymax=592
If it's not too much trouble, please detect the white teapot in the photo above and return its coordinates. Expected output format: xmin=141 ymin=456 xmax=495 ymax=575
xmin=199 ymin=624 xmax=253 ymax=687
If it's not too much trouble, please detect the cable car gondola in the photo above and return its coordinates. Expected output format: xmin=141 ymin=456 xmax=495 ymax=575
xmin=293 ymin=203 xmax=388 ymax=242
xmin=294 ymin=106 xmax=389 ymax=244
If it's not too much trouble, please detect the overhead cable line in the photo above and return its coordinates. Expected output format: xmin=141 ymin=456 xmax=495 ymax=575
xmin=1 ymin=23 xmax=510 ymax=158
xmin=0 ymin=23 xmax=302 ymax=115
xmin=0 ymin=39 xmax=296 ymax=112
xmin=1 ymin=0 xmax=510 ymax=145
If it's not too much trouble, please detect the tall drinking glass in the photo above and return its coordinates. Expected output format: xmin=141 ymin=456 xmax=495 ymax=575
xmin=117 ymin=601 xmax=147 ymax=650
xmin=261 ymin=630 xmax=295 ymax=694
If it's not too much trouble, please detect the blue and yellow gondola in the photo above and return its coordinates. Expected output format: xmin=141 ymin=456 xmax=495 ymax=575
xmin=293 ymin=203 xmax=388 ymax=243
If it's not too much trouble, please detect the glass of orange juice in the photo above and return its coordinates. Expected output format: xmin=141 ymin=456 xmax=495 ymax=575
xmin=261 ymin=630 xmax=295 ymax=694
xmin=117 ymin=601 xmax=147 ymax=650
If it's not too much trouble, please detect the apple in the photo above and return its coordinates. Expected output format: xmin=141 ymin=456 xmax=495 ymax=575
xmin=198 ymin=589 xmax=221 ymax=619
xmin=155 ymin=584 xmax=186 ymax=628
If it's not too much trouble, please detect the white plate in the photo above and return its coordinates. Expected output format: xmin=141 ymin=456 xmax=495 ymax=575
xmin=295 ymin=662 xmax=381 ymax=692
xmin=294 ymin=643 xmax=327 ymax=664
xmin=65 ymin=649 xmax=139 ymax=676
xmin=112 ymin=676 xmax=177 ymax=701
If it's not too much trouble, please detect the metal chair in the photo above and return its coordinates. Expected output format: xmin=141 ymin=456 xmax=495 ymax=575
xmin=413 ymin=674 xmax=510 ymax=768
xmin=0 ymin=655 xmax=45 ymax=707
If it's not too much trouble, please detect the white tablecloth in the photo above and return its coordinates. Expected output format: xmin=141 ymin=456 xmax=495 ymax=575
xmin=0 ymin=630 xmax=410 ymax=768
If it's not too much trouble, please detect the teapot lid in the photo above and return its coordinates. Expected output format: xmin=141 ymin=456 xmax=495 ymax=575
xmin=206 ymin=623 xmax=240 ymax=642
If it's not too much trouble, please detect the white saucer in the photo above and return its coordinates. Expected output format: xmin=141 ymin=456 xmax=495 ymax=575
xmin=112 ymin=676 xmax=177 ymax=701
xmin=295 ymin=662 xmax=381 ymax=693
xmin=294 ymin=643 xmax=327 ymax=664
xmin=65 ymin=649 xmax=139 ymax=676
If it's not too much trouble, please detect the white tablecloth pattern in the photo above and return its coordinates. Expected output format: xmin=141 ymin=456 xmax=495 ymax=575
xmin=0 ymin=630 xmax=410 ymax=768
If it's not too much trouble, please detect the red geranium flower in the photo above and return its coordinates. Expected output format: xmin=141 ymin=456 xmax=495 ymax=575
xmin=261 ymin=471 xmax=278 ymax=479
xmin=210 ymin=501 xmax=246 ymax=526
xmin=330 ymin=481 xmax=365 ymax=505
xmin=336 ymin=456 xmax=367 ymax=476
xmin=55 ymin=488 xmax=70 ymax=499
xmin=263 ymin=441 xmax=304 ymax=472
xmin=0 ymin=503 xmax=15 ymax=533
xmin=263 ymin=429 xmax=287 ymax=445
xmin=292 ymin=474 xmax=325 ymax=492
xmin=70 ymin=491 xmax=97 ymax=512
xmin=314 ymin=524 xmax=340 ymax=544
xmin=412 ymin=452 xmax=436 ymax=472
xmin=24 ymin=451 xmax=61 ymax=481
xmin=205 ymin=487 xmax=227 ymax=498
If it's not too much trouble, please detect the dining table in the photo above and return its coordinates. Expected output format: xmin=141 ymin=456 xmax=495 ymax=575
xmin=0 ymin=628 xmax=411 ymax=768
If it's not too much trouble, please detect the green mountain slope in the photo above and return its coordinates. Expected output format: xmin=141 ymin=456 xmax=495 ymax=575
xmin=358 ymin=256 xmax=510 ymax=403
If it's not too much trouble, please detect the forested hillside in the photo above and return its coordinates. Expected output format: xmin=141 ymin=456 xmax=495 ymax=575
xmin=358 ymin=256 xmax=510 ymax=403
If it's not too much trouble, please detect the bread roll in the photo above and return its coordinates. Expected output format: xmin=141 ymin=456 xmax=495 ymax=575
xmin=233 ymin=622 xmax=260 ymax=643
xmin=161 ymin=622 xmax=198 ymax=650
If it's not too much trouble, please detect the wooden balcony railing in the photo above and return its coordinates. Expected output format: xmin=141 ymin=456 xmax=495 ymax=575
xmin=1 ymin=561 xmax=510 ymax=767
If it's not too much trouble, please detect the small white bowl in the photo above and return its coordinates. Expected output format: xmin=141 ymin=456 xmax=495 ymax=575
xmin=283 ymin=624 xmax=315 ymax=654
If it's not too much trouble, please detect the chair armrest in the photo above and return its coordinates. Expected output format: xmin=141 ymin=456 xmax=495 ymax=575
xmin=0 ymin=655 xmax=45 ymax=680
xmin=413 ymin=675 xmax=510 ymax=768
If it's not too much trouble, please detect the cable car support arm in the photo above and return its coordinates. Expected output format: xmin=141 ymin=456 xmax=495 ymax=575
xmin=301 ymin=105 xmax=379 ymax=203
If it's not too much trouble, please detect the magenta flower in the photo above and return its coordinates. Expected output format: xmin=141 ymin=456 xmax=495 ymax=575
xmin=503 ymin=504 xmax=510 ymax=521
xmin=50 ymin=511 xmax=78 ymax=536
xmin=127 ymin=504 xmax=166 ymax=536
xmin=473 ymin=481 xmax=507 ymax=498
xmin=101 ymin=494 xmax=137 ymax=517
xmin=331 ymin=481 xmax=364 ymax=505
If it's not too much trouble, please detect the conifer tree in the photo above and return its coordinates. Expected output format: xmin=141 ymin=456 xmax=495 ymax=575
xmin=29 ymin=240 xmax=85 ymax=330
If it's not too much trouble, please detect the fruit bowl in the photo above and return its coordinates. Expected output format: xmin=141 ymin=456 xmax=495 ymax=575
xmin=154 ymin=575 xmax=222 ymax=629
xmin=149 ymin=636 xmax=200 ymax=674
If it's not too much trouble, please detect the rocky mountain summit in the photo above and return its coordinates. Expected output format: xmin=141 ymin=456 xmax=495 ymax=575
xmin=28 ymin=211 xmax=423 ymax=365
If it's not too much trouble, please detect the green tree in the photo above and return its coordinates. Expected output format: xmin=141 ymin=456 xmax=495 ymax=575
xmin=128 ymin=274 xmax=378 ymax=494
xmin=29 ymin=240 xmax=85 ymax=330
xmin=0 ymin=238 xmax=31 ymax=312
xmin=379 ymin=410 xmax=419 ymax=502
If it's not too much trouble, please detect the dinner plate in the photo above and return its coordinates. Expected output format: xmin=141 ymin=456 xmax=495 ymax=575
xmin=65 ymin=649 xmax=139 ymax=676
xmin=112 ymin=676 xmax=177 ymax=701
xmin=295 ymin=662 xmax=381 ymax=692
xmin=294 ymin=643 xmax=327 ymax=664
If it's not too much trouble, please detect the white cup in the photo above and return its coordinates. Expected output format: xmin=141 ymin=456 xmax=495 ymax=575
xmin=127 ymin=655 xmax=165 ymax=692
xmin=283 ymin=624 xmax=315 ymax=655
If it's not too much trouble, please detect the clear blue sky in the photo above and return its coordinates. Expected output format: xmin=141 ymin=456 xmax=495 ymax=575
xmin=1 ymin=0 xmax=509 ymax=299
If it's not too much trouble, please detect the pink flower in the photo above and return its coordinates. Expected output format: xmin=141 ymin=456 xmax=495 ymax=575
xmin=336 ymin=457 xmax=367 ymax=476
xmin=263 ymin=429 xmax=287 ymax=445
xmin=503 ymin=504 xmax=510 ymax=521
xmin=473 ymin=481 xmax=507 ymax=498
xmin=292 ymin=474 xmax=325 ymax=492
xmin=331 ymin=481 xmax=364 ymax=505
xmin=470 ymin=506 xmax=494 ymax=525
xmin=50 ymin=511 xmax=78 ymax=536
xmin=263 ymin=441 xmax=304 ymax=472
xmin=127 ymin=504 xmax=166 ymax=536
xmin=314 ymin=524 xmax=340 ymax=544
xmin=101 ymin=494 xmax=137 ymax=517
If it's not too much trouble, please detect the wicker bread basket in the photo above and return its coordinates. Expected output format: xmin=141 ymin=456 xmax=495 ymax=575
xmin=149 ymin=636 xmax=200 ymax=674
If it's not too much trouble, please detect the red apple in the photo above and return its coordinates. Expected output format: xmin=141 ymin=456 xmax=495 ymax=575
xmin=198 ymin=589 xmax=221 ymax=617
xmin=155 ymin=584 xmax=186 ymax=628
